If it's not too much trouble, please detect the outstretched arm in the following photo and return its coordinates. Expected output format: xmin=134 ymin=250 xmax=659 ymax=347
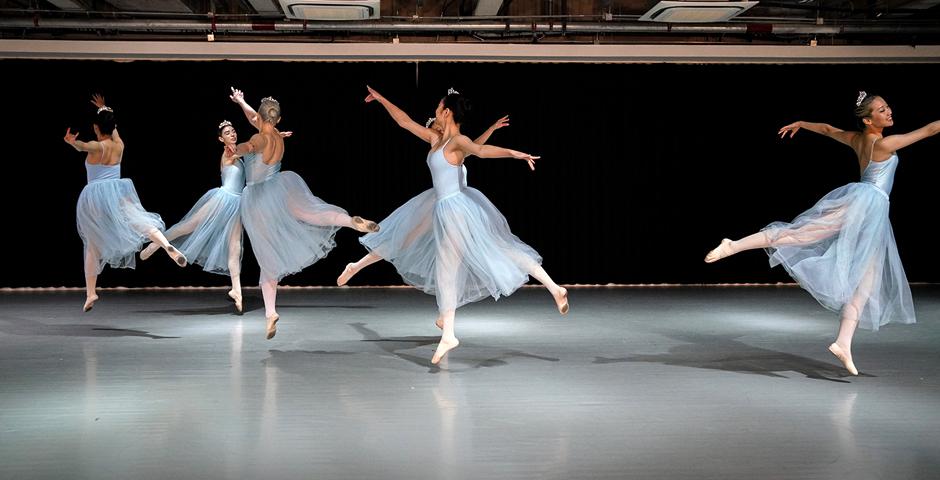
xmin=452 ymin=135 xmax=540 ymax=171
xmin=779 ymin=121 xmax=856 ymax=147
xmin=63 ymin=128 xmax=102 ymax=153
xmin=474 ymin=115 xmax=509 ymax=146
xmin=877 ymin=120 xmax=940 ymax=153
xmin=466 ymin=115 xmax=509 ymax=159
xmin=230 ymin=88 xmax=293 ymax=137
xmin=230 ymin=87 xmax=262 ymax=131
xmin=228 ymin=133 xmax=265 ymax=157
xmin=365 ymin=86 xmax=438 ymax=144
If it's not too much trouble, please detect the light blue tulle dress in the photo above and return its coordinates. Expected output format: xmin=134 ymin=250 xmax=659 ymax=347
xmin=240 ymin=153 xmax=347 ymax=282
xmin=76 ymin=160 xmax=165 ymax=274
xmin=361 ymin=139 xmax=542 ymax=312
xmin=762 ymin=151 xmax=915 ymax=330
xmin=163 ymin=158 xmax=245 ymax=275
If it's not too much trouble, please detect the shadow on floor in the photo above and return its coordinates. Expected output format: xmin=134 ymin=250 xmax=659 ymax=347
xmin=349 ymin=322 xmax=560 ymax=372
xmin=136 ymin=298 xmax=376 ymax=316
xmin=594 ymin=329 xmax=871 ymax=382
xmin=0 ymin=316 xmax=179 ymax=339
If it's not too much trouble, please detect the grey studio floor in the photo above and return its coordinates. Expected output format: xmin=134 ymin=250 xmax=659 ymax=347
xmin=1 ymin=285 xmax=939 ymax=480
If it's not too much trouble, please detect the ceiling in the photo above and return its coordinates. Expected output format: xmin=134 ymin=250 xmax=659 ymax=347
xmin=1 ymin=0 xmax=939 ymax=44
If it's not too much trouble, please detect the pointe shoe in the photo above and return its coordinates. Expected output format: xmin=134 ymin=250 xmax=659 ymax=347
xmin=828 ymin=343 xmax=859 ymax=376
xmin=228 ymin=290 xmax=243 ymax=314
xmin=139 ymin=243 xmax=159 ymax=261
xmin=83 ymin=295 xmax=98 ymax=312
xmin=431 ymin=337 xmax=460 ymax=365
xmin=555 ymin=287 xmax=569 ymax=315
xmin=337 ymin=263 xmax=357 ymax=286
xmin=165 ymin=245 xmax=188 ymax=267
xmin=351 ymin=216 xmax=380 ymax=233
xmin=265 ymin=313 xmax=279 ymax=340
xmin=704 ymin=238 xmax=734 ymax=264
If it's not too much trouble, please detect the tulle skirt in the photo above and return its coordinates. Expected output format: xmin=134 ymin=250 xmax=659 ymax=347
xmin=76 ymin=178 xmax=164 ymax=274
xmin=763 ymin=182 xmax=915 ymax=330
xmin=166 ymin=188 xmax=242 ymax=276
xmin=241 ymin=171 xmax=345 ymax=282
xmin=361 ymin=187 xmax=542 ymax=312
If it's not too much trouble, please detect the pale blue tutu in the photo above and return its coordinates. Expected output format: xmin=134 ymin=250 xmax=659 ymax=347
xmin=76 ymin=176 xmax=164 ymax=274
xmin=762 ymin=154 xmax=915 ymax=330
xmin=166 ymin=188 xmax=242 ymax=275
xmin=361 ymin=186 xmax=542 ymax=312
xmin=164 ymin=163 xmax=244 ymax=275
xmin=241 ymin=155 xmax=346 ymax=282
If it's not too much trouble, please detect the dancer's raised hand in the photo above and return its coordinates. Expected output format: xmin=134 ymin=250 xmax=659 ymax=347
xmin=64 ymin=127 xmax=79 ymax=145
xmin=90 ymin=93 xmax=107 ymax=109
xmin=364 ymin=85 xmax=385 ymax=103
xmin=230 ymin=87 xmax=245 ymax=104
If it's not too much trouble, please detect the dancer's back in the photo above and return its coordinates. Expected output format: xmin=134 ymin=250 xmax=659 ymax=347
xmin=257 ymin=125 xmax=284 ymax=166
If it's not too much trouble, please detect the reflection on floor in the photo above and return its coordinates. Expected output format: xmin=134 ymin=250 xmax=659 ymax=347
xmin=1 ymin=286 xmax=938 ymax=479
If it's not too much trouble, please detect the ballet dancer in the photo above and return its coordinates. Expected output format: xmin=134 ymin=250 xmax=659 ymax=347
xmin=139 ymin=98 xmax=292 ymax=313
xmin=346 ymin=86 xmax=568 ymax=365
xmin=228 ymin=89 xmax=379 ymax=339
xmin=64 ymin=94 xmax=186 ymax=312
xmin=336 ymin=113 xmax=509 ymax=285
xmin=706 ymin=91 xmax=939 ymax=375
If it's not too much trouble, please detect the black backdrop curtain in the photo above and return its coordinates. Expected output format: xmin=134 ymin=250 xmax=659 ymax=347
xmin=2 ymin=60 xmax=938 ymax=288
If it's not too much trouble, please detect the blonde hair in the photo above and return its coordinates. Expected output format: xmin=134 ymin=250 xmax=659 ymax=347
xmin=259 ymin=96 xmax=281 ymax=123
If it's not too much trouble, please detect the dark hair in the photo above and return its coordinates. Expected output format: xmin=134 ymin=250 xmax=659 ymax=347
xmin=854 ymin=91 xmax=881 ymax=130
xmin=442 ymin=92 xmax=472 ymax=125
xmin=94 ymin=109 xmax=116 ymax=136
xmin=218 ymin=122 xmax=234 ymax=136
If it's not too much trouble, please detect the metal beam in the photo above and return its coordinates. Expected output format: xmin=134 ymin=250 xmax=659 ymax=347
xmin=2 ymin=39 xmax=940 ymax=63
xmin=3 ymin=17 xmax=940 ymax=35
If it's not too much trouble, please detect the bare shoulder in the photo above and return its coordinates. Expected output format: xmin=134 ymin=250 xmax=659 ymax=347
xmin=867 ymin=132 xmax=891 ymax=152
xmin=850 ymin=132 xmax=875 ymax=152
xmin=250 ymin=132 xmax=267 ymax=146
xmin=865 ymin=133 xmax=898 ymax=162
xmin=450 ymin=134 xmax=474 ymax=148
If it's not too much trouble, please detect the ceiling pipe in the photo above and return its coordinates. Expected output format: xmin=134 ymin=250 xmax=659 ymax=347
xmin=1 ymin=18 xmax=939 ymax=35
